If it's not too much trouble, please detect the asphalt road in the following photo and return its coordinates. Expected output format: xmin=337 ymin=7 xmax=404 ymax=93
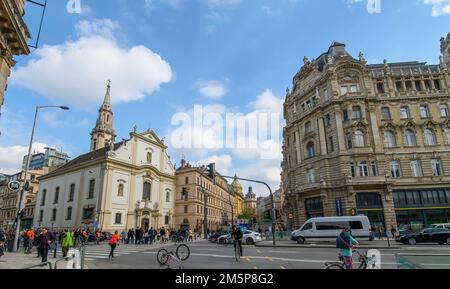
xmin=86 ymin=240 xmax=450 ymax=269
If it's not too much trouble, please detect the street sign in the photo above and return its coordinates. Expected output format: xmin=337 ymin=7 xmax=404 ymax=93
xmin=8 ymin=181 xmax=20 ymax=192
xmin=335 ymin=198 xmax=344 ymax=217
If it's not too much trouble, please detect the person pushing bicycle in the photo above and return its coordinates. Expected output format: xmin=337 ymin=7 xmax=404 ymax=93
xmin=231 ymin=226 xmax=243 ymax=257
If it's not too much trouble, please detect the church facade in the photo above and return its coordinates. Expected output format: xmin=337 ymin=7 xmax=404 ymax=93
xmin=33 ymin=83 xmax=176 ymax=232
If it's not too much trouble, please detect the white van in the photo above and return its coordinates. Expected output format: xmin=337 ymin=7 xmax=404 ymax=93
xmin=291 ymin=216 xmax=372 ymax=244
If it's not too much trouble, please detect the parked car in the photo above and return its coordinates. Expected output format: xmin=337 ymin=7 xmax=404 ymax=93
xmin=217 ymin=230 xmax=262 ymax=245
xmin=396 ymin=228 xmax=450 ymax=245
xmin=291 ymin=216 xmax=372 ymax=244
xmin=429 ymin=223 xmax=450 ymax=230
xmin=209 ymin=231 xmax=229 ymax=243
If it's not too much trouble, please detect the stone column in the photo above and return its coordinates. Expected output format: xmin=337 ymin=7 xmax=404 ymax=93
xmin=383 ymin=186 xmax=398 ymax=230
xmin=335 ymin=108 xmax=347 ymax=151
xmin=318 ymin=118 xmax=328 ymax=155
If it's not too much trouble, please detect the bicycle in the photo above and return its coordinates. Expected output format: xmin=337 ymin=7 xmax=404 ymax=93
xmin=325 ymin=250 xmax=368 ymax=269
xmin=157 ymin=243 xmax=190 ymax=269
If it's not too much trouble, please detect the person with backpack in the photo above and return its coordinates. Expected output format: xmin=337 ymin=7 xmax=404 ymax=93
xmin=108 ymin=231 xmax=120 ymax=260
xmin=336 ymin=227 xmax=359 ymax=269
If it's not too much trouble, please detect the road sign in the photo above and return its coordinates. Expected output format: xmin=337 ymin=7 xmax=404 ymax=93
xmin=8 ymin=181 xmax=20 ymax=192
xmin=335 ymin=198 xmax=344 ymax=217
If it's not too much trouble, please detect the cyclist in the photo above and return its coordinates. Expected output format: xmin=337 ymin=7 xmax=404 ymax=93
xmin=231 ymin=226 xmax=243 ymax=257
xmin=336 ymin=227 xmax=359 ymax=269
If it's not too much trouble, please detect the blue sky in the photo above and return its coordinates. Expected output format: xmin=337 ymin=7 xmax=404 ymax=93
xmin=0 ymin=0 xmax=449 ymax=196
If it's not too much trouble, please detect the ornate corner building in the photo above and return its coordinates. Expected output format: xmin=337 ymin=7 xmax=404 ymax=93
xmin=282 ymin=34 xmax=450 ymax=231
xmin=0 ymin=0 xmax=30 ymax=114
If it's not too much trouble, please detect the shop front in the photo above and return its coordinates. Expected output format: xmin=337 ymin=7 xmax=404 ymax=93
xmin=305 ymin=197 xmax=324 ymax=219
xmin=393 ymin=188 xmax=450 ymax=232
xmin=356 ymin=192 xmax=385 ymax=230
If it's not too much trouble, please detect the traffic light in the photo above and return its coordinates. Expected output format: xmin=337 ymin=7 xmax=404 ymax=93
xmin=207 ymin=163 xmax=216 ymax=182
xmin=351 ymin=208 xmax=358 ymax=216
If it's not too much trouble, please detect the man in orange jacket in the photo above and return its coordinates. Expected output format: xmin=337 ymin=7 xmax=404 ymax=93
xmin=26 ymin=229 xmax=34 ymax=254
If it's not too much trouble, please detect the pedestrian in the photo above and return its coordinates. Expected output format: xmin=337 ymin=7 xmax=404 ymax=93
xmin=144 ymin=230 xmax=149 ymax=245
xmin=188 ymin=229 xmax=193 ymax=242
xmin=95 ymin=229 xmax=101 ymax=245
xmin=37 ymin=229 xmax=51 ymax=263
xmin=61 ymin=229 xmax=73 ymax=258
xmin=26 ymin=229 xmax=34 ymax=254
xmin=121 ymin=230 xmax=127 ymax=244
xmin=160 ymin=227 xmax=166 ymax=244
xmin=377 ymin=226 xmax=384 ymax=240
xmin=390 ymin=226 xmax=397 ymax=239
xmin=108 ymin=231 xmax=120 ymax=260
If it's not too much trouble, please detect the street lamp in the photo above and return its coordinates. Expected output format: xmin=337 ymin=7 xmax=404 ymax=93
xmin=13 ymin=105 xmax=70 ymax=252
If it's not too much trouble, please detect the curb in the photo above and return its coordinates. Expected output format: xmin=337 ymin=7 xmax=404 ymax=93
xmin=255 ymin=244 xmax=401 ymax=250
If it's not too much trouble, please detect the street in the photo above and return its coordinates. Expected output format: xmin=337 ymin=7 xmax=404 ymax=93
xmin=83 ymin=240 xmax=450 ymax=270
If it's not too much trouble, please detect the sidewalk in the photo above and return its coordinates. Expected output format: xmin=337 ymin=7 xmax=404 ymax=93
xmin=0 ymin=252 xmax=55 ymax=269
xmin=255 ymin=239 xmax=401 ymax=249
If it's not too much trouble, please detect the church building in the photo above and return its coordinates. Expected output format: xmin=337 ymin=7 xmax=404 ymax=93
xmin=33 ymin=82 xmax=176 ymax=232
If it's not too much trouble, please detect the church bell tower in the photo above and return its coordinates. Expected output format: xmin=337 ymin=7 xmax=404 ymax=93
xmin=90 ymin=81 xmax=116 ymax=151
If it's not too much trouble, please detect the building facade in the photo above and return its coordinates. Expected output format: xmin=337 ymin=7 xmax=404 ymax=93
xmin=22 ymin=147 xmax=70 ymax=171
xmin=174 ymin=160 xmax=234 ymax=232
xmin=244 ymin=186 xmax=257 ymax=211
xmin=33 ymin=84 xmax=176 ymax=232
xmin=0 ymin=0 xmax=30 ymax=115
xmin=0 ymin=169 xmax=47 ymax=230
xmin=231 ymin=176 xmax=245 ymax=219
xmin=282 ymin=34 xmax=450 ymax=232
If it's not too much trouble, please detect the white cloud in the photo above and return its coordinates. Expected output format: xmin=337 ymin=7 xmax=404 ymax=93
xmin=195 ymin=79 xmax=228 ymax=99
xmin=423 ymin=0 xmax=450 ymax=16
xmin=195 ymin=154 xmax=233 ymax=175
xmin=0 ymin=143 xmax=48 ymax=174
xmin=11 ymin=19 xmax=173 ymax=109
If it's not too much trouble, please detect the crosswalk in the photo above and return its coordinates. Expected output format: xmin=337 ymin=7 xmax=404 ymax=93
xmin=54 ymin=244 xmax=153 ymax=261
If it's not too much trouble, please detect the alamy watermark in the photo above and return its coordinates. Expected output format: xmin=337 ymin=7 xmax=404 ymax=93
xmin=170 ymin=105 xmax=282 ymax=160
xmin=67 ymin=0 xmax=82 ymax=14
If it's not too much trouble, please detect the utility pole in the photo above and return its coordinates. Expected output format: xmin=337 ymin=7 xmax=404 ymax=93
xmin=13 ymin=105 xmax=69 ymax=252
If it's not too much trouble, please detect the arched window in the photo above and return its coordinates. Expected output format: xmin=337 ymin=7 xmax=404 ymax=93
xmin=424 ymin=129 xmax=437 ymax=146
xmin=69 ymin=184 xmax=75 ymax=202
xmin=54 ymin=187 xmax=60 ymax=204
xmin=118 ymin=183 xmax=124 ymax=197
xmin=143 ymin=182 xmax=151 ymax=200
xmin=306 ymin=142 xmax=316 ymax=158
xmin=181 ymin=188 xmax=188 ymax=200
xmin=384 ymin=131 xmax=396 ymax=148
xmin=444 ymin=128 xmax=450 ymax=145
xmin=354 ymin=130 xmax=365 ymax=147
xmin=41 ymin=189 xmax=47 ymax=206
xmin=166 ymin=191 xmax=171 ymax=203
xmin=115 ymin=213 xmax=122 ymax=224
xmin=147 ymin=152 xmax=152 ymax=163
xmin=404 ymin=129 xmax=417 ymax=147
xmin=88 ymin=179 xmax=95 ymax=199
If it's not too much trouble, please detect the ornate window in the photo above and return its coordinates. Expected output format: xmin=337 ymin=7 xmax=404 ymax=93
xmin=359 ymin=161 xmax=369 ymax=177
xmin=181 ymin=188 xmax=188 ymax=200
xmin=404 ymin=129 xmax=417 ymax=147
xmin=118 ymin=183 xmax=124 ymax=197
xmin=431 ymin=159 xmax=444 ymax=177
xmin=381 ymin=107 xmax=391 ymax=120
xmin=166 ymin=190 xmax=171 ymax=203
xmin=424 ymin=129 xmax=437 ymax=146
xmin=440 ymin=104 xmax=449 ymax=118
xmin=390 ymin=161 xmax=402 ymax=178
xmin=346 ymin=132 xmax=353 ymax=149
xmin=352 ymin=106 xmax=362 ymax=119
xmin=115 ymin=213 xmax=122 ymax=224
xmin=384 ymin=131 xmax=396 ymax=148
xmin=306 ymin=142 xmax=315 ymax=158
xmin=143 ymin=182 xmax=151 ymax=200
xmin=400 ymin=106 xmax=411 ymax=119
xmin=354 ymin=130 xmax=365 ymax=147
xmin=410 ymin=160 xmax=423 ymax=177
xmin=307 ymin=169 xmax=316 ymax=184
xmin=444 ymin=128 xmax=450 ymax=145
xmin=419 ymin=104 xmax=430 ymax=118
